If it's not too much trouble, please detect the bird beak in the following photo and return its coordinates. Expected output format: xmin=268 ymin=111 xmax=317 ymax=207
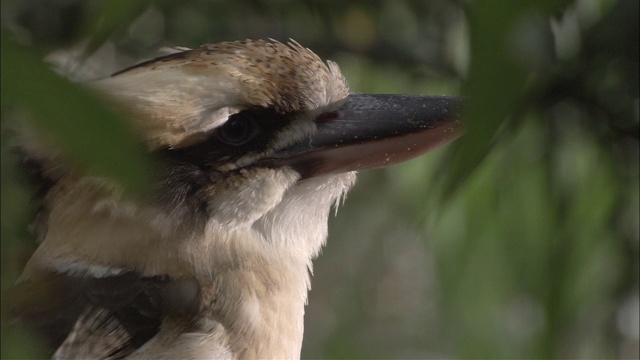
xmin=262 ymin=94 xmax=464 ymax=179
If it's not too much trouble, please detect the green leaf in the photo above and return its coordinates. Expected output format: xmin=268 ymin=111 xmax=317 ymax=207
xmin=436 ymin=0 xmax=571 ymax=199
xmin=1 ymin=33 xmax=154 ymax=197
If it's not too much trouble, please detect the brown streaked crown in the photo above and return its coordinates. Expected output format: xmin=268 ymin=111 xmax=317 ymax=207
xmin=96 ymin=40 xmax=349 ymax=149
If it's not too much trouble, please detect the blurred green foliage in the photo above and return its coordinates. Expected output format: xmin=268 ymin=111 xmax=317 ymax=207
xmin=1 ymin=0 xmax=637 ymax=359
xmin=1 ymin=36 xmax=155 ymax=197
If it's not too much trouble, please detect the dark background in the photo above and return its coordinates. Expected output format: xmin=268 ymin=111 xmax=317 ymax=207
xmin=2 ymin=0 xmax=638 ymax=358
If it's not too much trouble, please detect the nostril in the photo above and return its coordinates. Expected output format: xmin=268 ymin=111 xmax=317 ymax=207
xmin=315 ymin=111 xmax=339 ymax=124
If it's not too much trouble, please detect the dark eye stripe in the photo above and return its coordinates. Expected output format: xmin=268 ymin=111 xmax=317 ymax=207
xmin=158 ymin=107 xmax=291 ymax=169
xmin=217 ymin=113 xmax=259 ymax=146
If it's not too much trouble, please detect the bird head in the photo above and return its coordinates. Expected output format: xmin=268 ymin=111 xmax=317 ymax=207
xmin=13 ymin=39 xmax=462 ymax=358
xmin=20 ymin=39 xmax=462 ymax=279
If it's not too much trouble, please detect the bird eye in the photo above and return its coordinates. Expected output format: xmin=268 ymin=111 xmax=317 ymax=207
xmin=217 ymin=114 xmax=258 ymax=146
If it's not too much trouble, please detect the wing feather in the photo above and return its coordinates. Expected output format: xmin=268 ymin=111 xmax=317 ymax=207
xmin=9 ymin=272 xmax=200 ymax=359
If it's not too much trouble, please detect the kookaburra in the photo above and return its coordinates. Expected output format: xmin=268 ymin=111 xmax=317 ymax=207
xmin=9 ymin=39 xmax=462 ymax=359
